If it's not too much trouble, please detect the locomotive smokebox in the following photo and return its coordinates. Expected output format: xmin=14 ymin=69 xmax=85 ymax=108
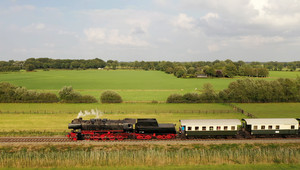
xmin=68 ymin=123 xmax=82 ymax=129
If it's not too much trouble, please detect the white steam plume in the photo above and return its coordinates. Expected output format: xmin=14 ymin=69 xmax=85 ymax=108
xmin=77 ymin=109 xmax=103 ymax=119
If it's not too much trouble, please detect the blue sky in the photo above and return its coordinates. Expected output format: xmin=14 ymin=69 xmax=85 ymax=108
xmin=1 ymin=0 xmax=300 ymax=62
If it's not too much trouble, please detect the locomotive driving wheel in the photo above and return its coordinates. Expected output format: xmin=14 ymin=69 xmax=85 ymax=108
xmin=117 ymin=135 xmax=124 ymax=140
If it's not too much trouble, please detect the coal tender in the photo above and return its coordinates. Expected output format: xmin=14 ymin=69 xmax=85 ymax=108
xmin=135 ymin=119 xmax=177 ymax=139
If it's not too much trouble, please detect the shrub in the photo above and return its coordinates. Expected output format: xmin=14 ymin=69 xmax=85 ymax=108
xmin=0 ymin=82 xmax=59 ymax=103
xmin=151 ymin=100 xmax=158 ymax=103
xmin=100 ymin=91 xmax=122 ymax=103
xmin=80 ymin=95 xmax=98 ymax=103
xmin=58 ymin=86 xmax=81 ymax=103
xmin=37 ymin=93 xmax=59 ymax=103
xmin=0 ymin=82 xmax=17 ymax=102
xmin=166 ymin=94 xmax=184 ymax=103
xmin=182 ymin=93 xmax=201 ymax=103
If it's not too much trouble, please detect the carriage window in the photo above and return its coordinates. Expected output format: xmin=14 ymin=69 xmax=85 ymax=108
xmin=217 ymin=126 xmax=221 ymax=130
xmin=276 ymin=125 xmax=280 ymax=129
xmin=231 ymin=126 xmax=235 ymax=130
xmin=209 ymin=126 xmax=213 ymax=131
xmin=268 ymin=125 xmax=272 ymax=130
xmin=291 ymin=125 xmax=295 ymax=130
xmin=195 ymin=126 xmax=199 ymax=131
xmin=261 ymin=125 xmax=265 ymax=130
xmin=202 ymin=126 xmax=206 ymax=131
xmin=253 ymin=126 xmax=258 ymax=130
xmin=224 ymin=126 xmax=228 ymax=131
xmin=188 ymin=127 xmax=192 ymax=131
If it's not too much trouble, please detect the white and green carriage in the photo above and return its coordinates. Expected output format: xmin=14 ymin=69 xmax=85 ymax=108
xmin=179 ymin=119 xmax=241 ymax=138
xmin=242 ymin=118 xmax=299 ymax=137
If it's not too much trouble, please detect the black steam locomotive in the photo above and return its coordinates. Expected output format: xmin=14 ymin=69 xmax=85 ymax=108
xmin=67 ymin=118 xmax=176 ymax=140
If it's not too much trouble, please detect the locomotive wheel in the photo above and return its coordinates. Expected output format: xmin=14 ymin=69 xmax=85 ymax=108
xmin=145 ymin=135 xmax=152 ymax=140
xmin=100 ymin=134 xmax=107 ymax=141
xmin=166 ymin=134 xmax=174 ymax=139
xmin=136 ymin=135 xmax=144 ymax=140
xmin=108 ymin=134 xmax=115 ymax=141
xmin=157 ymin=135 xmax=167 ymax=140
xmin=117 ymin=136 xmax=124 ymax=141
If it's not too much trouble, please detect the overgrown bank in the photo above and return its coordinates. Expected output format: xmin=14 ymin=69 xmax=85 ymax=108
xmin=0 ymin=143 xmax=299 ymax=168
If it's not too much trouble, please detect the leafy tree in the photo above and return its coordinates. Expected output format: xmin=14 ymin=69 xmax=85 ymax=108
xmin=223 ymin=63 xmax=238 ymax=78
xmin=174 ymin=69 xmax=186 ymax=78
xmin=200 ymin=83 xmax=218 ymax=102
xmin=187 ymin=67 xmax=196 ymax=74
xmin=203 ymin=66 xmax=216 ymax=77
xmin=25 ymin=64 xmax=35 ymax=71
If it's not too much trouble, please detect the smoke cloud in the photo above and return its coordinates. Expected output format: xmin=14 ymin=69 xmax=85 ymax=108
xmin=77 ymin=109 xmax=103 ymax=119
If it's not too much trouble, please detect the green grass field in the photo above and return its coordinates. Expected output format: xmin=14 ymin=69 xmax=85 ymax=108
xmin=1 ymin=70 xmax=298 ymax=101
xmin=235 ymin=103 xmax=300 ymax=118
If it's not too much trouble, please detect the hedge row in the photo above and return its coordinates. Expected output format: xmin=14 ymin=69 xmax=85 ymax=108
xmin=0 ymin=82 xmax=123 ymax=103
xmin=167 ymin=78 xmax=300 ymax=103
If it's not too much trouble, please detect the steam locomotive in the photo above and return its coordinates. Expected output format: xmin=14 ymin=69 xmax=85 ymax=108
xmin=67 ymin=118 xmax=176 ymax=140
xmin=67 ymin=117 xmax=300 ymax=141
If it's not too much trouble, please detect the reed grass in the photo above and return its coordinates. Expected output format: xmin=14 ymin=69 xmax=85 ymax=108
xmin=0 ymin=144 xmax=299 ymax=168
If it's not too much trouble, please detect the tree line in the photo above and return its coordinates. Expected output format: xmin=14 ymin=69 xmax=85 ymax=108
xmin=1 ymin=58 xmax=300 ymax=78
xmin=0 ymin=82 xmax=122 ymax=103
xmin=167 ymin=77 xmax=300 ymax=103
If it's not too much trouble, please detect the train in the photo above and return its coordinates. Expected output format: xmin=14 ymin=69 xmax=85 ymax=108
xmin=67 ymin=117 xmax=300 ymax=140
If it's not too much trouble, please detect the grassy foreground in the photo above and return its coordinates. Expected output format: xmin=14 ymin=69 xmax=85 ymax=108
xmin=1 ymin=164 xmax=299 ymax=170
xmin=0 ymin=143 xmax=299 ymax=168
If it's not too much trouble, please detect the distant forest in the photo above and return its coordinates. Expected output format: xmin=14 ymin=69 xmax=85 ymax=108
xmin=1 ymin=58 xmax=300 ymax=78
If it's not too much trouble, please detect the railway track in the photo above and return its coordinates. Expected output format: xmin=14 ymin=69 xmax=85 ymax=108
xmin=1 ymin=137 xmax=300 ymax=143
xmin=0 ymin=137 xmax=71 ymax=143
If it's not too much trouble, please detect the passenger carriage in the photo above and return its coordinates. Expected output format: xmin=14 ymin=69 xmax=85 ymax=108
xmin=179 ymin=119 xmax=241 ymax=138
xmin=242 ymin=118 xmax=299 ymax=137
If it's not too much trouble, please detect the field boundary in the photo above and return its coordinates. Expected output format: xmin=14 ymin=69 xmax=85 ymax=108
xmin=0 ymin=109 xmax=237 ymax=114
xmin=226 ymin=103 xmax=256 ymax=118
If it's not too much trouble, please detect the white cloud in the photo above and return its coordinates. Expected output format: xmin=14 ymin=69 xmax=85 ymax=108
xmin=207 ymin=44 xmax=220 ymax=52
xmin=20 ymin=23 xmax=46 ymax=32
xmin=9 ymin=5 xmax=35 ymax=12
xmin=250 ymin=0 xmax=300 ymax=27
xmin=35 ymin=23 xmax=45 ymax=30
xmin=201 ymin=13 xmax=219 ymax=22
xmin=84 ymin=28 xmax=149 ymax=47
xmin=238 ymin=35 xmax=285 ymax=46
xmin=172 ymin=13 xmax=196 ymax=30
xmin=84 ymin=28 xmax=106 ymax=41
